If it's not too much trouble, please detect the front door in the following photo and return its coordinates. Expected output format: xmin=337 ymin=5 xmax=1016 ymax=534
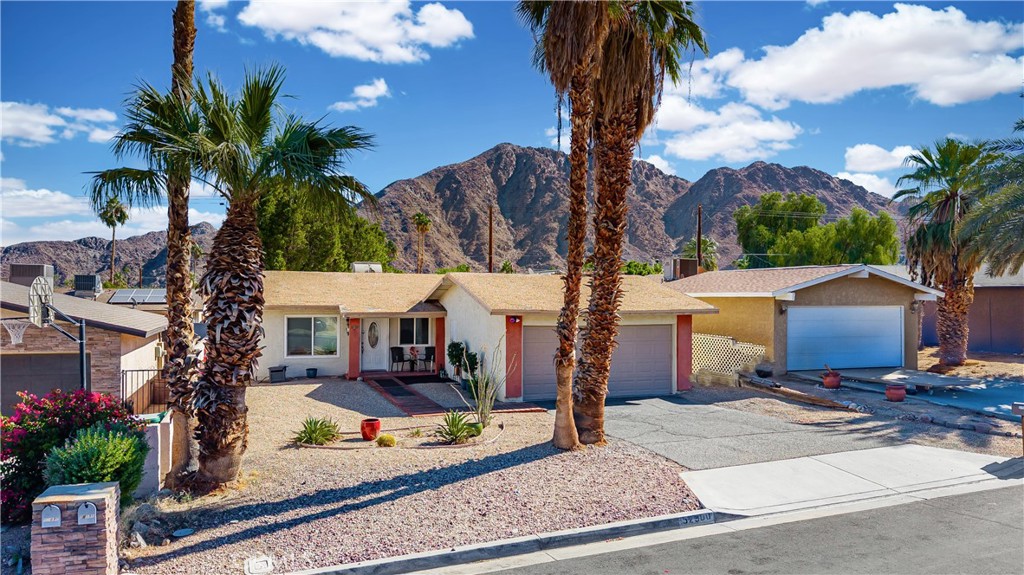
xmin=361 ymin=319 xmax=389 ymax=371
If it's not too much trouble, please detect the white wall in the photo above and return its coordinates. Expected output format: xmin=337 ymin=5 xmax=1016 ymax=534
xmin=119 ymin=336 xmax=160 ymax=372
xmin=259 ymin=308 xmax=347 ymax=380
xmin=439 ymin=286 xmax=506 ymax=394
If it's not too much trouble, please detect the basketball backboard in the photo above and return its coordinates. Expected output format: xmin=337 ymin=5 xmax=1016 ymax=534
xmin=29 ymin=276 xmax=53 ymax=328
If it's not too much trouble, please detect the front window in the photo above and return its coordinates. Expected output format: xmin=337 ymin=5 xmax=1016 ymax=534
xmin=399 ymin=318 xmax=430 ymax=345
xmin=287 ymin=316 xmax=339 ymax=356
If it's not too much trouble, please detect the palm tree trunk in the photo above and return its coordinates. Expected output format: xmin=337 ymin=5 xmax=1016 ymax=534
xmin=552 ymin=68 xmax=591 ymax=451
xmin=109 ymin=228 xmax=116 ymax=284
xmin=574 ymin=107 xmax=634 ymax=445
xmin=165 ymin=0 xmax=198 ymax=485
xmin=936 ymin=280 xmax=973 ymax=366
xmin=194 ymin=201 xmax=264 ymax=484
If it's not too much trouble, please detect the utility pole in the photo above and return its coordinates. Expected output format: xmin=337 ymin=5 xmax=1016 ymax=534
xmin=488 ymin=203 xmax=494 ymax=273
xmin=696 ymin=203 xmax=703 ymax=272
xmin=139 ymin=267 xmax=144 ymax=288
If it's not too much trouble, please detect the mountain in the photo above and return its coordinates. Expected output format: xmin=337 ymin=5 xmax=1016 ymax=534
xmin=1 ymin=222 xmax=217 ymax=287
xmin=363 ymin=143 xmax=898 ymax=271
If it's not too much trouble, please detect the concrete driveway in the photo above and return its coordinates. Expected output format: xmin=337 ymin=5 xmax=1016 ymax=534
xmin=603 ymin=396 xmax=895 ymax=470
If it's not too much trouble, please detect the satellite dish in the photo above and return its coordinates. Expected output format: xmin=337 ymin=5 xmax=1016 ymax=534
xmin=29 ymin=276 xmax=53 ymax=328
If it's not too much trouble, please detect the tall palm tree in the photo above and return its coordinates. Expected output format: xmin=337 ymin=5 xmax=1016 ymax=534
xmin=518 ymin=0 xmax=610 ymax=450
xmin=574 ymin=1 xmax=707 ymax=444
xmin=894 ymin=138 xmax=1000 ymax=366
xmin=97 ymin=197 xmax=129 ymax=283
xmin=681 ymin=235 xmax=718 ymax=271
xmin=412 ymin=212 xmax=431 ymax=273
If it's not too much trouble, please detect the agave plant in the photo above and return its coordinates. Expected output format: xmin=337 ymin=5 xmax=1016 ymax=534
xmin=293 ymin=417 xmax=342 ymax=446
xmin=434 ymin=410 xmax=472 ymax=445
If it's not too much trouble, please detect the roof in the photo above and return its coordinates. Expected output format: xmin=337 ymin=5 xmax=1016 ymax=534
xmin=94 ymin=288 xmax=203 ymax=314
xmin=664 ymin=264 xmax=943 ymax=298
xmin=0 ymin=281 xmax=168 ymax=338
xmin=872 ymin=264 xmax=1024 ymax=288
xmin=263 ymin=271 xmax=445 ymax=315
xmin=443 ymin=273 xmax=717 ymax=315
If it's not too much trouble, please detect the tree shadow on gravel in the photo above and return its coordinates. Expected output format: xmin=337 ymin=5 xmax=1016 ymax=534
xmin=128 ymin=442 xmax=559 ymax=569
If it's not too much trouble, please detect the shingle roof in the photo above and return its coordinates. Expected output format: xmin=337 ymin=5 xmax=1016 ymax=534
xmin=872 ymin=264 xmax=1024 ymax=288
xmin=445 ymin=273 xmax=717 ymax=315
xmin=664 ymin=264 xmax=942 ymax=297
xmin=263 ymin=271 xmax=444 ymax=315
xmin=0 ymin=281 xmax=167 ymax=338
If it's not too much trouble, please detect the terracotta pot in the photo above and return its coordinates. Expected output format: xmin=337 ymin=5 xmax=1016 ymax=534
xmin=885 ymin=384 xmax=907 ymax=402
xmin=822 ymin=372 xmax=842 ymax=389
xmin=360 ymin=418 xmax=381 ymax=441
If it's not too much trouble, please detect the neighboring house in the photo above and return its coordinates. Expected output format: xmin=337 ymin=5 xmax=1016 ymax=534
xmin=261 ymin=271 xmax=716 ymax=401
xmin=0 ymin=280 xmax=168 ymax=415
xmin=874 ymin=265 xmax=1024 ymax=354
xmin=661 ymin=264 xmax=942 ymax=374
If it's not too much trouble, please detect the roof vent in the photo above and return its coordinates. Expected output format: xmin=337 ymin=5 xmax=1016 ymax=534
xmin=350 ymin=262 xmax=383 ymax=273
xmin=9 ymin=263 xmax=54 ymax=288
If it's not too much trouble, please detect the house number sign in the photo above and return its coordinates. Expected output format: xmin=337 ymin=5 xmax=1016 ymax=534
xmin=77 ymin=502 xmax=97 ymax=525
xmin=41 ymin=505 xmax=61 ymax=528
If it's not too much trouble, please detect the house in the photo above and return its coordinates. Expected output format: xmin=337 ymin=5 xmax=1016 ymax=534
xmin=260 ymin=271 xmax=716 ymax=401
xmin=0 ymin=280 xmax=168 ymax=415
xmin=661 ymin=264 xmax=943 ymax=374
xmin=874 ymin=265 xmax=1023 ymax=354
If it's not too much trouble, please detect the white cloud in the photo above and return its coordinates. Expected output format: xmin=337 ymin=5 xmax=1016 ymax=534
xmin=329 ymin=79 xmax=390 ymax=112
xmin=660 ymin=102 xmax=803 ymax=162
xmin=0 ymin=187 xmax=92 ymax=218
xmin=665 ymin=48 xmax=745 ymax=101
xmin=88 ymin=127 xmax=118 ymax=144
xmin=0 ymin=177 xmax=27 ymax=192
xmin=722 ymin=4 xmax=1023 ymax=110
xmin=545 ymin=126 xmax=570 ymax=153
xmin=238 ymin=1 xmax=473 ymax=63
xmin=199 ymin=0 xmax=229 ymax=31
xmin=836 ymin=172 xmax=898 ymax=198
xmin=1 ymin=102 xmax=117 ymax=146
xmin=642 ymin=154 xmax=676 ymax=176
xmin=806 ymin=0 xmax=828 ymax=6
xmin=0 ymin=207 xmax=225 ymax=245
xmin=844 ymin=143 xmax=916 ymax=173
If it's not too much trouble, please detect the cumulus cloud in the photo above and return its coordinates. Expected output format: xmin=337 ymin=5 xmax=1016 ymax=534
xmin=659 ymin=102 xmax=803 ymax=162
xmin=0 ymin=186 xmax=92 ymax=218
xmin=238 ymin=1 xmax=473 ymax=63
xmin=844 ymin=143 xmax=916 ymax=172
xmin=198 ymin=0 xmax=229 ymax=31
xmin=329 ymin=79 xmax=390 ymax=112
xmin=664 ymin=48 xmax=745 ymax=101
xmin=545 ymin=126 xmax=570 ymax=153
xmin=642 ymin=155 xmax=677 ymax=176
xmin=836 ymin=172 xmax=898 ymax=198
xmin=1 ymin=102 xmax=118 ymax=147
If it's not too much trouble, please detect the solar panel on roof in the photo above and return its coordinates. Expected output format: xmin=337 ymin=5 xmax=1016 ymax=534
xmin=108 ymin=289 xmax=166 ymax=305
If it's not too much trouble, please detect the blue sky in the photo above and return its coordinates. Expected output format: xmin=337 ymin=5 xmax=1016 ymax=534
xmin=1 ymin=1 xmax=1021 ymax=245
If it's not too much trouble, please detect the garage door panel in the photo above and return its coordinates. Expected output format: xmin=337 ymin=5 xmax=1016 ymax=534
xmin=522 ymin=327 xmax=558 ymax=401
xmin=787 ymin=306 xmax=903 ymax=371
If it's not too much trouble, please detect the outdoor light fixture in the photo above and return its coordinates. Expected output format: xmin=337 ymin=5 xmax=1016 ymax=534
xmin=779 ymin=304 xmax=788 ymax=315
xmin=910 ymin=300 xmax=921 ymax=314
xmin=508 ymin=317 xmax=521 ymax=324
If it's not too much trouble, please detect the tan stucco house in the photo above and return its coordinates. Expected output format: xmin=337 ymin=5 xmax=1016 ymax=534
xmin=661 ymin=265 xmax=943 ymax=374
xmin=260 ymin=271 xmax=716 ymax=401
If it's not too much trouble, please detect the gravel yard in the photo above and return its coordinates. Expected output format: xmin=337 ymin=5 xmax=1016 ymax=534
xmin=122 ymin=380 xmax=699 ymax=574
xmin=917 ymin=347 xmax=1024 ymax=381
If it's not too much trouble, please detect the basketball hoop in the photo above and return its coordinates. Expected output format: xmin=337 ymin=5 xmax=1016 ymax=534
xmin=1 ymin=319 xmax=31 ymax=346
xmin=29 ymin=276 xmax=53 ymax=328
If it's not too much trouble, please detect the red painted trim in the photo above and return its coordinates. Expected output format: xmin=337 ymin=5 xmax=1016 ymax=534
xmin=676 ymin=315 xmax=693 ymax=391
xmin=435 ymin=317 xmax=446 ymax=374
xmin=505 ymin=316 xmax=523 ymax=400
xmin=347 ymin=318 xmax=361 ymax=380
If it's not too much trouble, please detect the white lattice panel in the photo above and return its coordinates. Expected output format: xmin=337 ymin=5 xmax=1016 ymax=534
xmin=692 ymin=333 xmax=766 ymax=375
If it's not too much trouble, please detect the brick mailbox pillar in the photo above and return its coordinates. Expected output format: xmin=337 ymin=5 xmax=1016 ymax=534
xmin=31 ymin=482 xmax=120 ymax=575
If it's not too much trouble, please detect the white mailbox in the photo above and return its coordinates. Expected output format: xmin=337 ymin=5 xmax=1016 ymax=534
xmin=41 ymin=504 xmax=61 ymax=528
xmin=77 ymin=502 xmax=97 ymax=525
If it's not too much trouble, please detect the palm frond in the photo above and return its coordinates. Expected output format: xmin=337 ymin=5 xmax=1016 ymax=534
xmin=87 ymin=167 xmax=166 ymax=210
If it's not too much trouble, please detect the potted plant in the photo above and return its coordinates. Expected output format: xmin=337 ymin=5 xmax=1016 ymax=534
xmin=306 ymin=368 xmax=318 ymax=379
xmin=821 ymin=365 xmax=841 ymax=389
xmin=360 ymin=418 xmax=381 ymax=441
xmin=447 ymin=342 xmax=466 ymax=378
xmin=885 ymin=383 xmax=907 ymax=402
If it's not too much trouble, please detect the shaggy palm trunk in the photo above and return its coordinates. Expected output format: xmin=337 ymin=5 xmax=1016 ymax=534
xmin=109 ymin=228 xmax=117 ymax=283
xmin=165 ymin=0 xmax=198 ymax=484
xmin=936 ymin=280 xmax=973 ymax=366
xmin=552 ymin=69 xmax=591 ymax=451
xmin=574 ymin=108 xmax=634 ymax=445
xmin=194 ymin=201 xmax=265 ymax=484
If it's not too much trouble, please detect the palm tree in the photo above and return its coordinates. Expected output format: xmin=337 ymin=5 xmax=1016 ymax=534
xmin=960 ymin=119 xmax=1023 ymax=276
xmin=574 ymin=1 xmax=707 ymax=444
xmin=894 ymin=138 xmax=1000 ymax=366
xmin=518 ymin=0 xmax=610 ymax=450
xmin=412 ymin=212 xmax=431 ymax=273
xmin=96 ymin=197 xmax=130 ymax=283
xmin=681 ymin=236 xmax=718 ymax=271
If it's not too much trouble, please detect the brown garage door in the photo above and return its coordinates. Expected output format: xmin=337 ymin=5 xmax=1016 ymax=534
xmin=1 ymin=353 xmax=91 ymax=416
xmin=521 ymin=325 xmax=673 ymax=401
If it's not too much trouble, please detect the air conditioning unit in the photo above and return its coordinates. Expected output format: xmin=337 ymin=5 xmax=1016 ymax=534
xmin=350 ymin=262 xmax=383 ymax=273
xmin=74 ymin=274 xmax=104 ymax=296
xmin=9 ymin=263 xmax=54 ymax=288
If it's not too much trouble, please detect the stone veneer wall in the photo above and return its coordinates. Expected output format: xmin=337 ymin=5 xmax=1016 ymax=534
xmin=30 ymin=483 xmax=120 ymax=575
xmin=0 ymin=321 xmax=122 ymax=395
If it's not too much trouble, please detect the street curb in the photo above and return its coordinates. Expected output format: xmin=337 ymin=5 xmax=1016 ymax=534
xmin=290 ymin=509 xmax=716 ymax=575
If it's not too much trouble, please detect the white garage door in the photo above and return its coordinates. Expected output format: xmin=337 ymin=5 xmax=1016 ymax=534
xmin=787 ymin=306 xmax=903 ymax=371
xmin=521 ymin=325 xmax=673 ymax=401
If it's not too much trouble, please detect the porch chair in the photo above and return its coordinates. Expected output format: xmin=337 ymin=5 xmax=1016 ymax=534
xmin=421 ymin=346 xmax=436 ymax=372
xmin=390 ymin=347 xmax=408 ymax=372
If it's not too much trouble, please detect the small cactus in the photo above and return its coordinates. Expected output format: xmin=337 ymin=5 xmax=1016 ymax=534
xmin=376 ymin=433 xmax=397 ymax=448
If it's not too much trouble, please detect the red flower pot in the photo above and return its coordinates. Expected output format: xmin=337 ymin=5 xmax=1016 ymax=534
xmin=886 ymin=384 xmax=907 ymax=402
xmin=360 ymin=418 xmax=381 ymax=441
xmin=822 ymin=372 xmax=841 ymax=389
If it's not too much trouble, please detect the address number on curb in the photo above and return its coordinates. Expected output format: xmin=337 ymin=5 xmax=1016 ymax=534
xmin=677 ymin=512 xmax=715 ymax=525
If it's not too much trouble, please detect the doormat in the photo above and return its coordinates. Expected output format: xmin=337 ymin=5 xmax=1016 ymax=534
xmin=395 ymin=374 xmax=453 ymax=385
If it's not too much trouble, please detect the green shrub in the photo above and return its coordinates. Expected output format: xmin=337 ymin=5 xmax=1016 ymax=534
xmin=44 ymin=423 xmax=149 ymax=506
xmin=435 ymin=410 xmax=472 ymax=445
xmin=409 ymin=428 xmax=423 ymax=438
xmin=293 ymin=417 xmax=341 ymax=445
xmin=447 ymin=341 xmax=466 ymax=374
xmin=375 ymin=433 xmax=397 ymax=447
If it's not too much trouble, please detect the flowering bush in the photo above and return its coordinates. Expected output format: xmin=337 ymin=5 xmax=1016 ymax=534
xmin=1 ymin=389 xmax=142 ymax=524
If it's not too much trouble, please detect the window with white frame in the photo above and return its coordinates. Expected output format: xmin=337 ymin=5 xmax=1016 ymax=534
xmin=399 ymin=318 xmax=430 ymax=345
xmin=286 ymin=316 xmax=339 ymax=356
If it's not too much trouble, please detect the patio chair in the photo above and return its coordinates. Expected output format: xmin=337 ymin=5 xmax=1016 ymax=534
xmin=390 ymin=347 xmax=408 ymax=372
xmin=421 ymin=346 xmax=436 ymax=372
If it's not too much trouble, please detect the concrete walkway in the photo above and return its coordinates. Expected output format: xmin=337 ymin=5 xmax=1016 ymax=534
xmin=680 ymin=444 xmax=1023 ymax=516
xmin=603 ymin=396 xmax=894 ymax=470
